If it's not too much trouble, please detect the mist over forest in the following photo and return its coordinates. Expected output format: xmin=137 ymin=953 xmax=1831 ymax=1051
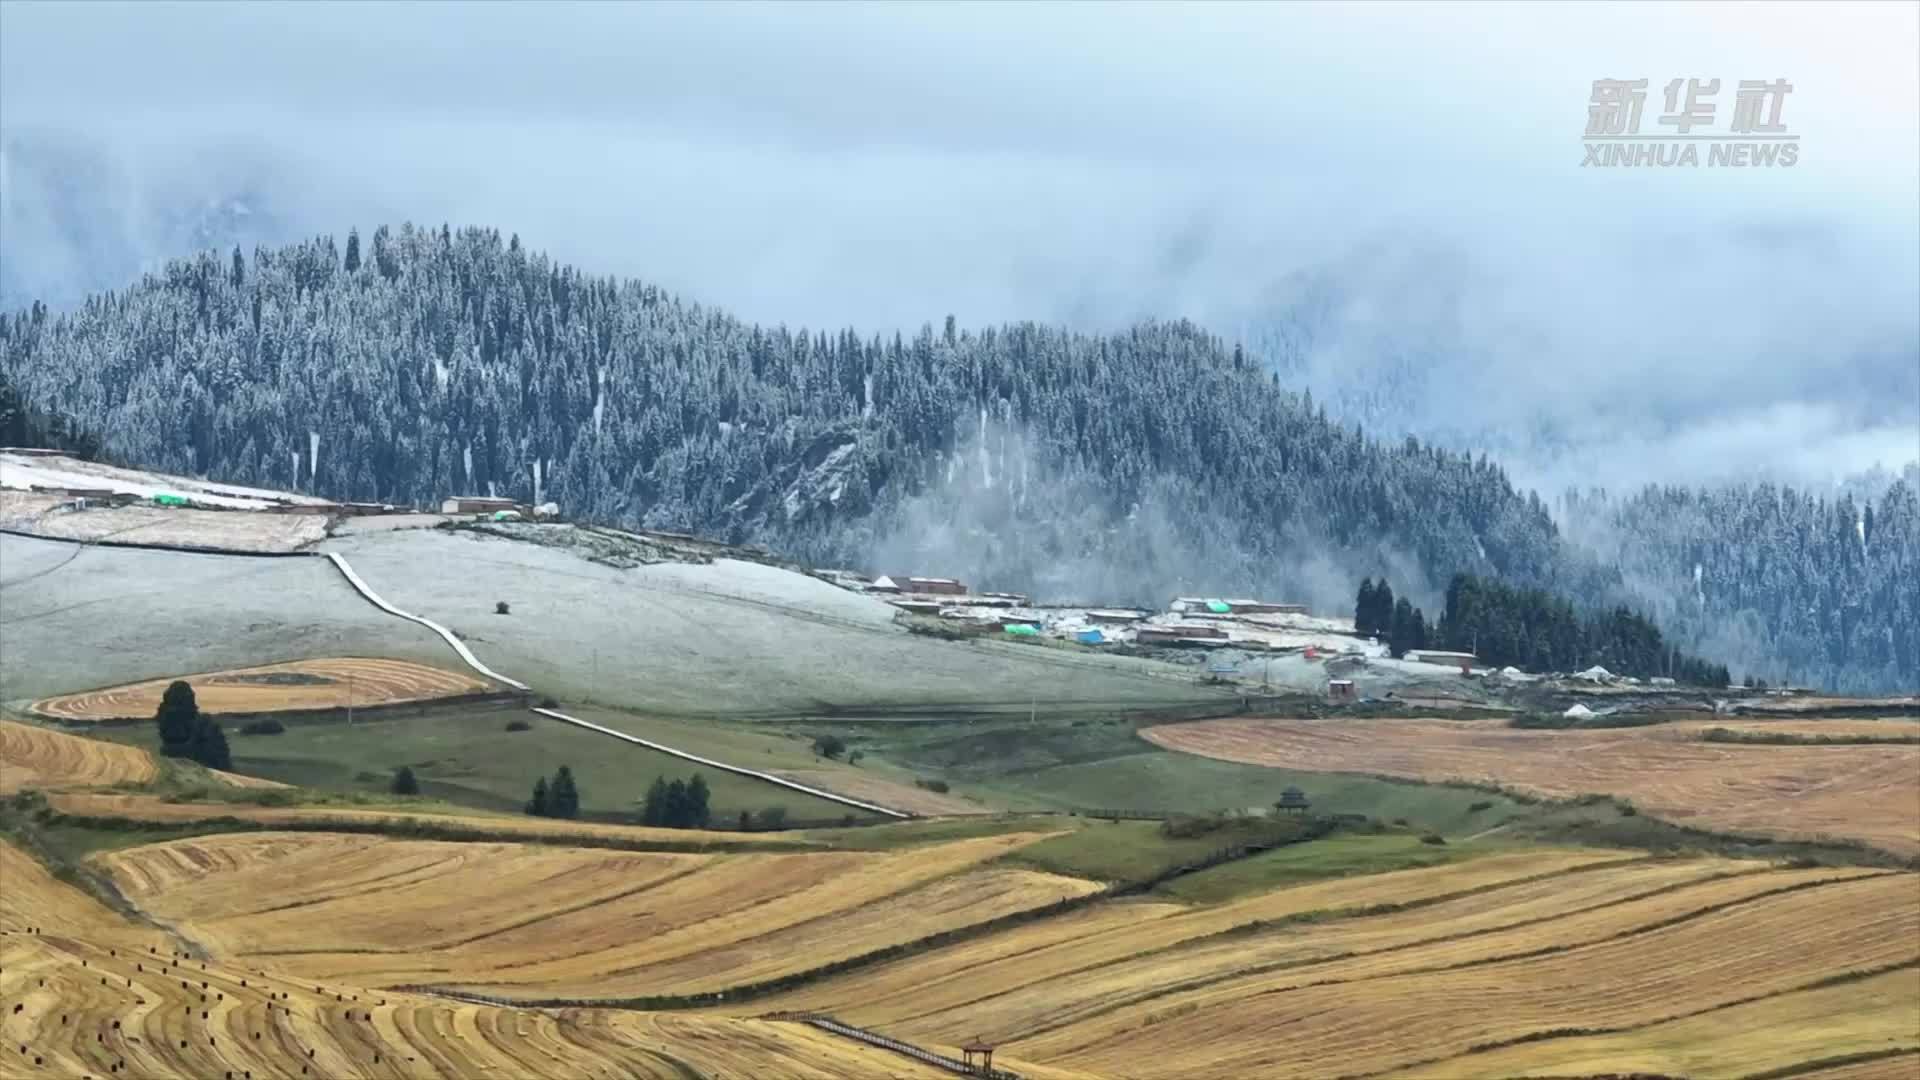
xmin=3 ymin=226 xmax=1913 ymax=691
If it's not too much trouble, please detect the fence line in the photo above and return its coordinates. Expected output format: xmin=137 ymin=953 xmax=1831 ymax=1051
xmin=800 ymin=1015 xmax=1019 ymax=1079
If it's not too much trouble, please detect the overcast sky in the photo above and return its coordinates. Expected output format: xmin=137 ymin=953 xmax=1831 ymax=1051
xmin=2 ymin=0 xmax=1915 ymax=490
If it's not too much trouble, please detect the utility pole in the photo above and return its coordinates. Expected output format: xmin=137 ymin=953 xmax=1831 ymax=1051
xmin=347 ymin=673 xmax=354 ymax=727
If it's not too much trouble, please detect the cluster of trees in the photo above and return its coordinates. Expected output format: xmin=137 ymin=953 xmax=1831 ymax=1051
xmin=1353 ymin=578 xmax=1429 ymax=658
xmin=1561 ymin=478 xmax=1918 ymax=692
xmin=3 ymin=227 xmax=1909 ymax=691
xmin=1431 ymin=573 xmax=1730 ymax=685
xmin=525 ymin=765 xmax=580 ymax=819
xmin=641 ymin=774 xmax=711 ymax=829
xmin=0 ymin=364 xmax=101 ymax=458
xmin=153 ymin=681 xmax=230 ymax=771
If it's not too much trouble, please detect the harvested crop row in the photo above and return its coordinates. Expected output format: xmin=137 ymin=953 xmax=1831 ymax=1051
xmin=93 ymin=830 xmax=1074 ymax=1001
xmin=0 ymin=719 xmax=156 ymax=792
xmin=1 ymin=838 xmax=971 ymax=1079
xmin=31 ymin=657 xmax=492 ymax=721
xmin=757 ymin=848 xmax=1628 ymax=1026
xmin=99 ymin=833 xmax=712 ymax=959
xmin=580 ymin=866 xmax=1102 ymax=996
xmin=1144 ymin=717 xmax=1920 ymax=854
xmin=1388 ymin=967 xmax=1920 ymax=1079
xmin=1025 ymin=873 xmax=1920 ymax=1077
xmin=881 ymin=857 xmax=1784 ymax=1047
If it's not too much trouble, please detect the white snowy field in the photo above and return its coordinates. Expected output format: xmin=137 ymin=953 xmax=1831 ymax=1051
xmin=0 ymin=451 xmax=327 ymax=508
xmin=319 ymin=529 xmax=1223 ymax=717
xmin=0 ymin=533 xmax=452 ymax=701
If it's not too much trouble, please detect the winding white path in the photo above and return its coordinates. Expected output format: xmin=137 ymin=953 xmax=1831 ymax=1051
xmin=321 ymin=548 xmax=910 ymax=818
xmin=322 ymin=552 xmax=530 ymax=690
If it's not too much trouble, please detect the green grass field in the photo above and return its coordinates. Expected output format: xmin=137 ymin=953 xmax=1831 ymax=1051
xmin=1000 ymin=816 xmax=1314 ymax=884
xmin=1155 ymin=832 xmax=1488 ymax=904
xmin=91 ymin=707 xmax=875 ymax=825
xmin=968 ymin=746 xmax=1531 ymax=834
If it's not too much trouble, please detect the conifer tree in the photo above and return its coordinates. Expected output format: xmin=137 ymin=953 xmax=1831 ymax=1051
xmin=155 ymin=681 xmax=199 ymax=757
xmin=664 ymin=779 xmax=689 ymax=828
xmin=686 ymin=775 xmax=711 ymax=828
xmin=549 ymin=766 xmax=580 ymax=820
xmin=526 ymin=776 xmax=550 ymax=817
xmin=392 ymin=766 xmax=420 ymax=796
xmin=642 ymin=777 xmax=669 ymax=826
xmin=189 ymin=718 xmax=231 ymax=772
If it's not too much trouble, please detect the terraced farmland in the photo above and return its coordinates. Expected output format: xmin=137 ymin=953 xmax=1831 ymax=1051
xmin=12 ymin=805 xmax=1918 ymax=1078
xmin=756 ymin=849 xmax=1637 ymax=1026
xmin=1388 ymin=967 xmax=1920 ymax=1079
xmin=0 ymin=720 xmax=282 ymax=794
xmin=1022 ymin=872 xmax=1919 ymax=1077
xmin=31 ymin=658 xmax=493 ymax=721
xmin=0 ymin=839 xmax=976 ymax=1079
xmin=95 ymin=829 xmax=1088 ymax=1000
xmin=740 ymin=850 xmax=1919 ymax=1078
xmin=0 ymin=719 xmax=156 ymax=792
xmin=1144 ymin=717 xmax=1920 ymax=854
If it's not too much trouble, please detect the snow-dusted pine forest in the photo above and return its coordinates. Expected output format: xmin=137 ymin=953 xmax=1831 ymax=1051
xmin=2 ymin=225 xmax=1912 ymax=692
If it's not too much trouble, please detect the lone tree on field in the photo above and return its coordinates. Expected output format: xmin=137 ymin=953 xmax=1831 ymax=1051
xmin=812 ymin=734 xmax=847 ymax=760
xmin=156 ymin=681 xmax=199 ymax=757
xmin=391 ymin=766 xmax=420 ymax=796
xmin=548 ymin=766 xmax=580 ymax=819
xmin=155 ymin=681 xmax=231 ymax=770
xmin=526 ymin=776 xmax=550 ymax=817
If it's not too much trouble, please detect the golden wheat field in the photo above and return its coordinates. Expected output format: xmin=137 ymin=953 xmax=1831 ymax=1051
xmin=0 ymin=721 xmax=283 ymax=795
xmin=0 ymin=720 xmax=156 ymax=793
xmin=10 ymin=815 xmax=1918 ymax=1079
xmin=93 ymin=830 xmax=1088 ymax=1000
xmin=1387 ymin=967 xmax=1920 ymax=1079
xmin=0 ymin=840 xmax=998 ymax=1080
xmin=1013 ymin=872 xmax=1919 ymax=1077
xmin=30 ymin=658 xmax=493 ymax=721
xmin=1143 ymin=717 xmax=1920 ymax=854
xmin=756 ymin=848 xmax=1631 ymax=1028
